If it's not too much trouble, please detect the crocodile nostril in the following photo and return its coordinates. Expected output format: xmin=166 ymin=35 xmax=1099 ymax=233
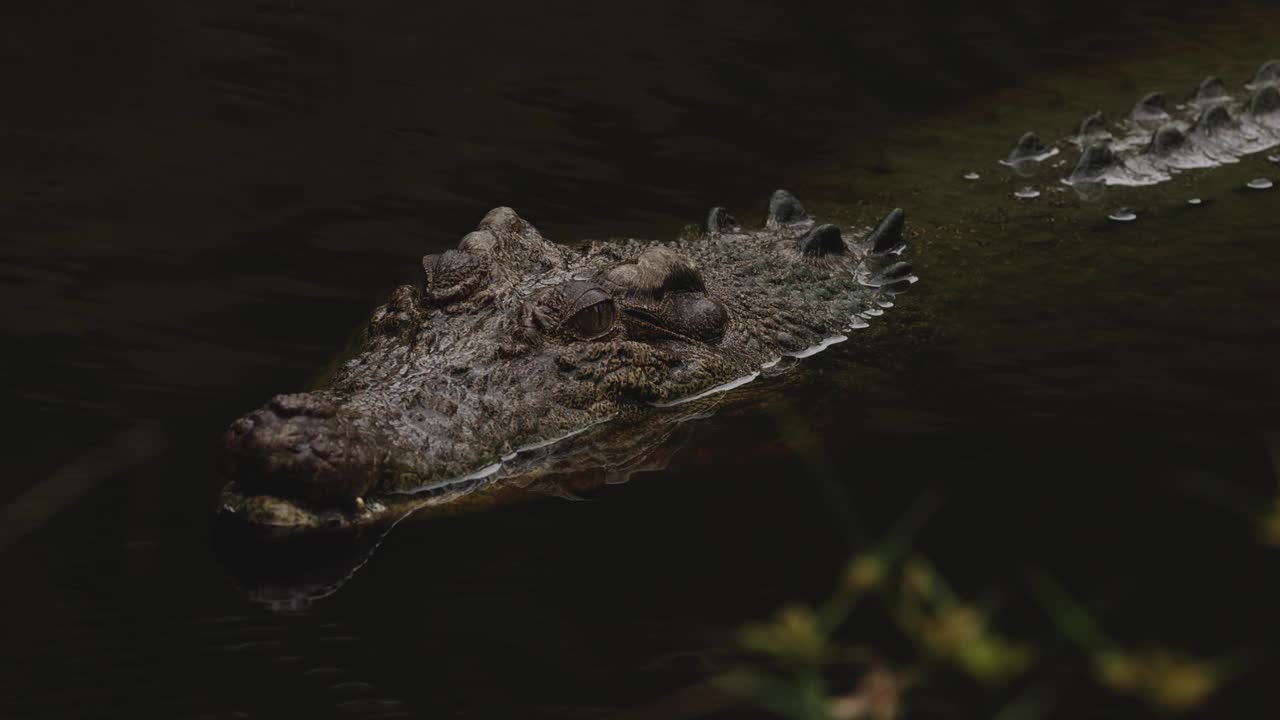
xmin=268 ymin=393 xmax=337 ymax=419
xmin=223 ymin=401 xmax=377 ymax=508
xmin=228 ymin=415 xmax=256 ymax=436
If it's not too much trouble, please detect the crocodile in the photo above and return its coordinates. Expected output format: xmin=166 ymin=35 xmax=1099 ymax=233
xmin=999 ymin=59 xmax=1280 ymax=196
xmin=219 ymin=189 xmax=916 ymax=533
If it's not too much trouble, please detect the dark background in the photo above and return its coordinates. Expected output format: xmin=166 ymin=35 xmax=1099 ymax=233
xmin=2 ymin=2 xmax=1279 ymax=718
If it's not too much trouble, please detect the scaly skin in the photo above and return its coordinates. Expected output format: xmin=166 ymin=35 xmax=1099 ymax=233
xmin=1001 ymin=60 xmax=1280 ymax=192
xmin=220 ymin=189 xmax=916 ymax=531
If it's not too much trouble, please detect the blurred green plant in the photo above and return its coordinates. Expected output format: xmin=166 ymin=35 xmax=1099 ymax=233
xmin=1029 ymin=570 xmax=1240 ymax=714
xmin=1170 ymin=428 xmax=1280 ymax=549
xmin=647 ymin=411 xmax=1275 ymax=720
xmin=1257 ymin=497 xmax=1280 ymax=547
xmin=707 ymin=495 xmax=1249 ymax=720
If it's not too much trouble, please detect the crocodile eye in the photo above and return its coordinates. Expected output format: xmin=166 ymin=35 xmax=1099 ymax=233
xmin=559 ymin=282 xmax=617 ymax=340
xmin=567 ymin=299 xmax=616 ymax=339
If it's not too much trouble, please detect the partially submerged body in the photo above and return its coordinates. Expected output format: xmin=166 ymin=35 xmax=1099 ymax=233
xmin=999 ymin=59 xmax=1280 ymax=193
xmin=220 ymin=190 xmax=915 ymax=532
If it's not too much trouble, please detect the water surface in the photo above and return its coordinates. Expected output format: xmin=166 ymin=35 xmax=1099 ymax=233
xmin=3 ymin=2 xmax=1279 ymax=718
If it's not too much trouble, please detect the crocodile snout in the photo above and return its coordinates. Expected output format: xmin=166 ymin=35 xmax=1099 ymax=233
xmin=223 ymin=393 xmax=379 ymax=508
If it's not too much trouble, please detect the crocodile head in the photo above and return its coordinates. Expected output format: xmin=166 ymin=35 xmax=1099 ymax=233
xmin=221 ymin=190 xmax=914 ymax=530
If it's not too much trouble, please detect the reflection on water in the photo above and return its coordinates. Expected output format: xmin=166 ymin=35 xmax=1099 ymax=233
xmin=3 ymin=1 xmax=1280 ymax=718
xmin=216 ymin=396 xmax=723 ymax=610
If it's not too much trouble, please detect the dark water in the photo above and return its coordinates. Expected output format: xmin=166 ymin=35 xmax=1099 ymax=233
xmin=3 ymin=2 xmax=1280 ymax=718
